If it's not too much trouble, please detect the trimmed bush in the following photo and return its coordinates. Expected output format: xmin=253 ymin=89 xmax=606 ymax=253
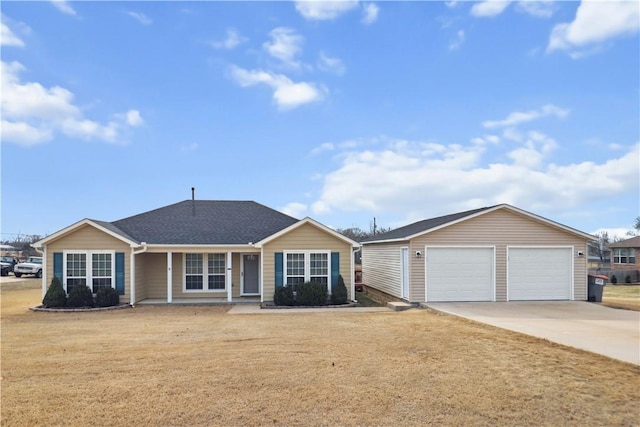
xmin=96 ymin=287 xmax=120 ymax=307
xmin=274 ymin=285 xmax=295 ymax=306
xmin=331 ymin=274 xmax=348 ymax=305
xmin=67 ymin=285 xmax=94 ymax=308
xmin=296 ymin=281 xmax=328 ymax=306
xmin=611 ymin=275 xmax=618 ymax=284
xmin=42 ymin=277 xmax=67 ymax=308
xmin=625 ymin=274 xmax=632 ymax=284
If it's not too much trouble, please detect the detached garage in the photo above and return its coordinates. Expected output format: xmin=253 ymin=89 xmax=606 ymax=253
xmin=361 ymin=204 xmax=594 ymax=303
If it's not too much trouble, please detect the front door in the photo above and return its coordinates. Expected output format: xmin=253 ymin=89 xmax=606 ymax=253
xmin=242 ymin=254 xmax=260 ymax=295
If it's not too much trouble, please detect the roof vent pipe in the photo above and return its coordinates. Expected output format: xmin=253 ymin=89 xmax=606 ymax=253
xmin=191 ymin=187 xmax=195 ymax=201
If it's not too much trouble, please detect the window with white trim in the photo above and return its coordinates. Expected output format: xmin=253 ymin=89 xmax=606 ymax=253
xmin=64 ymin=251 xmax=114 ymax=294
xmin=285 ymin=251 xmax=330 ymax=292
xmin=613 ymin=248 xmax=636 ymax=264
xmin=184 ymin=253 xmax=227 ymax=291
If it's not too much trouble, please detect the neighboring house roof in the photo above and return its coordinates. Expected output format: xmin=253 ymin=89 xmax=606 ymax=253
xmin=362 ymin=204 xmax=595 ymax=244
xmin=111 ymin=200 xmax=299 ymax=245
xmin=609 ymin=236 xmax=640 ymax=249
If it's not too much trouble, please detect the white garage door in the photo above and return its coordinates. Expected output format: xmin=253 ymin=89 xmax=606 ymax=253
xmin=426 ymin=247 xmax=494 ymax=302
xmin=508 ymin=247 xmax=572 ymax=300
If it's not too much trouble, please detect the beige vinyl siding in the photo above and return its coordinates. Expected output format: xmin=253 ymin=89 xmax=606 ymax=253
xmin=411 ymin=209 xmax=589 ymax=302
xmin=362 ymin=242 xmax=407 ymax=299
xmin=136 ymin=253 xmax=167 ymax=300
xmin=262 ymin=223 xmax=353 ymax=302
xmin=45 ymin=224 xmax=132 ymax=303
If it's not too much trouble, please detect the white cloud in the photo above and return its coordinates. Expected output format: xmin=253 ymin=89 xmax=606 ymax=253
xmin=470 ymin=1 xmax=512 ymax=17
xmin=281 ymin=202 xmax=308 ymax=218
xmin=263 ymin=27 xmax=305 ymax=69
xmin=310 ymin=136 xmax=640 ymax=224
xmin=125 ymin=110 xmax=144 ymax=127
xmin=318 ymin=51 xmax=346 ymax=75
xmin=482 ymin=104 xmax=570 ymax=129
xmin=51 ymin=0 xmax=77 ymax=16
xmin=516 ymin=1 xmax=555 ymax=18
xmin=448 ymin=30 xmax=465 ymax=50
xmin=548 ymin=0 xmax=640 ymax=55
xmin=229 ymin=65 xmax=325 ymax=110
xmin=1 ymin=20 xmax=24 ymax=47
xmin=1 ymin=121 xmax=52 ymax=146
xmin=295 ymin=0 xmax=359 ymax=21
xmin=211 ymin=29 xmax=247 ymax=50
xmin=126 ymin=11 xmax=152 ymax=25
xmin=362 ymin=3 xmax=379 ymax=25
xmin=1 ymin=61 xmax=143 ymax=146
xmin=311 ymin=142 xmax=335 ymax=155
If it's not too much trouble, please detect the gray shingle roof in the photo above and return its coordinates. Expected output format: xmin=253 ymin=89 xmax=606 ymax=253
xmin=111 ymin=200 xmax=299 ymax=245
xmin=362 ymin=206 xmax=497 ymax=243
xmin=90 ymin=219 xmax=138 ymax=244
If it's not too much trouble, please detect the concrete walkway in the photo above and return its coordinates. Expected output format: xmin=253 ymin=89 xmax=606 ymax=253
xmin=227 ymin=304 xmax=390 ymax=314
xmin=424 ymin=301 xmax=640 ymax=365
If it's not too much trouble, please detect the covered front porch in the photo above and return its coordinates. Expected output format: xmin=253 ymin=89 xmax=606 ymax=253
xmin=132 ymin=248 xmax=263 ymax=304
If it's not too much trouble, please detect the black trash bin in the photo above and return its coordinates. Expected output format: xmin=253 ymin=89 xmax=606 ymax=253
xmin=587 ymin=274 xmax=608 ymax=302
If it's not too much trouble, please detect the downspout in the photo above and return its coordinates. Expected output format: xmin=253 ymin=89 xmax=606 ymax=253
xmin=352 ymin=245 xmax=361 ymax=303
xmin=130 ymin=242 xmax=148 ymax=307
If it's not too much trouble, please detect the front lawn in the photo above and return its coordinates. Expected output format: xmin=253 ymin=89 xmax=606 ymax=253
xmin=602 ymin=284 xmax=640 ymax=311
xmin=2 ymin=280 xmax=638 ymax=426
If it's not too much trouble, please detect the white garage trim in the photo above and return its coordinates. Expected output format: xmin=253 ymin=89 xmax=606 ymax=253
xmin=507 ymin=246 xmax=574 ymax=301
xmin=425 ymin=246 xmax=496 ymax=302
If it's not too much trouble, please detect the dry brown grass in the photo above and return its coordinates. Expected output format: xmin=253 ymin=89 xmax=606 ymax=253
xmin=2 ymin=279 xmax=639 ymax=426
xmin=602 ymin=284 xmax=640 ymax=311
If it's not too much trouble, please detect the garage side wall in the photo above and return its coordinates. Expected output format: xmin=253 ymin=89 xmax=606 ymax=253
xmin=362 ymin=242 xmax=407 ymax=299
xmin=410 ymin=209 xmax=589 ymax=302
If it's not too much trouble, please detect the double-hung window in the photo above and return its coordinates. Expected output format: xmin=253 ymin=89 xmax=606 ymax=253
xmin=64 ymin=251 xmax=114 ymax=294
xmin=184 ymin=253 xmax=227 ymax=291
xmin=614 ymin=248 xmax=636 ymax=264
xmin=284 ymin=251 xmax=330 ymax=292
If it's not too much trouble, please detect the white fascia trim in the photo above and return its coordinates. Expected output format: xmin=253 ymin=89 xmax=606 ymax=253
xmin=254 ymin=217 xmax=360 ymax=248
xmin=34 ymin=219 xmax=139 ymax=247
xmin=144 ymin=244 xmax=256 ymax=253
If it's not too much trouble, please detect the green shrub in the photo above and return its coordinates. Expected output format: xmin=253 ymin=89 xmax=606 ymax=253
xmin=331 ymin=274 xmax=348 ymax=305
xmin=296 ymin=281 xmax=328 ymax=306
xmin=42 ymin=277 xmax=67 ymax=308
xmin=611 ymin=275 xmax=618 ymax=284
xmin=274 ymin=285 xmax=295 ymax=306
xmin=96 ymin=287 xmax=120 ymax=307
xmin=67 ymin=285 xmax=94 ymax=308
xmin=625 ymin=274 xmax=632 ymax=284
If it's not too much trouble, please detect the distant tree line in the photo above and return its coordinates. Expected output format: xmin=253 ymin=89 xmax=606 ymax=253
xmin=1 ymin=234 xmax=42 ymax=257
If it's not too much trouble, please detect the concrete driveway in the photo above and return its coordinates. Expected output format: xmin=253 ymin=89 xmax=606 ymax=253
xmin=424 ymin=301 xmax=640 ymax=365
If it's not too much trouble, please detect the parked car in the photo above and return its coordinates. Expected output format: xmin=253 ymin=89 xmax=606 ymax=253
xmin=0 ymin=256 xmax=18 ymax=276
xmin=14 ymin=257 xmax=43 ymax=278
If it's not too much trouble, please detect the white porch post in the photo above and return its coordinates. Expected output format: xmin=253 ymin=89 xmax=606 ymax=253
xmin=227 ymin=251 xmax=232 ymax=302
xmin=167 ymin=252 xmax=173 ymax=303
xmin=130 ymin=250 xmax=135 ymax=304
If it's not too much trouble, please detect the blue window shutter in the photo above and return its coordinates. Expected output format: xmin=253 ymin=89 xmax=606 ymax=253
xmin=331 ymin=252 xmax=340 ymax=292
xmin=53 ymin=252 xmax=63 ymax=282
xmin=115 ymin=252 xmax=125 ymax=295
xmin=275 ymin=252 xmax=283 ymax=288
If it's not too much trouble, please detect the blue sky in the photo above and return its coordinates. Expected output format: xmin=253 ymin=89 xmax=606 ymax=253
xmin=1 ymin=0 xmax=639 ymax=241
